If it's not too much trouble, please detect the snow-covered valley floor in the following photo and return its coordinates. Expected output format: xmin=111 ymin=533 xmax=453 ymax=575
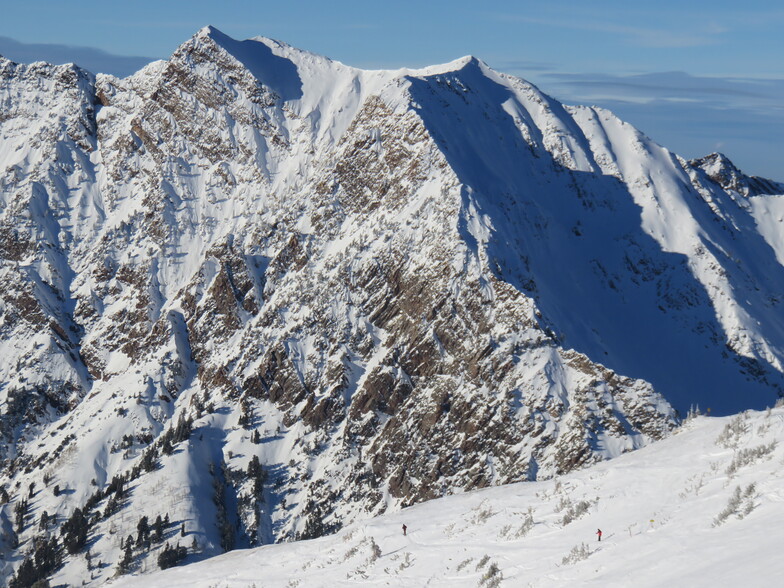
xmin=108 ymin=408 xmax=784 ymax=587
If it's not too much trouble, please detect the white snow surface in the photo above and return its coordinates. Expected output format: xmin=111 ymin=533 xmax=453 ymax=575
xmin=108 ymin=408 xmax=784 ymax=587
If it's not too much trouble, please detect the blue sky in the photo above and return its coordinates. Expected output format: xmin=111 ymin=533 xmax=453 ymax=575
xmin=1 ymin=0 xmax=781 ymax=178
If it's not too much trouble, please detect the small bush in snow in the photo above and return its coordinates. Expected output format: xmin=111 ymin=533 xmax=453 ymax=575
xmin=480 ymin=562 xmax=503 ymax=587
xmin=470 ymin=500 xmax=496 ymax=524
xmin=680 ymin=473 xmax=707 ymax=498
xmin=343 ymin=536 xmax=381 ymax=564
xmin=499 ymin=507 xmax=535 ymax=539
xmin=561 ymin=542 xmax=592 ymax=565
xmin=716 ymin=414 xmax=750 ymax=448
xmin=713 ymin=483 xmax=757 ymax=526
xmin=369 ymin=537 xmax=382 ymax=562
xmin=475 ymin=554 xmax=491 ymax=570
xmin=343 ymin=544 xmax=360 ymax=560
xmin=397 ymin=552 xmax=413 ymax=571
xmin=456 ymin=558 xmax=473 ymax=572
xmin=725 ymin=442 xmax=777 ymax=477
xmin=561 ymin=499 xmax=593 ymax=526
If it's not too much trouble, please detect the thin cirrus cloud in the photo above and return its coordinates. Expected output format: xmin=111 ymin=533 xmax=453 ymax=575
xmin=489 ymin=13 xmax=726 ymax=49
xmin=540 ymin=71 xmax=784 ymax=110
xmin=0 ymin=36 xmax=155 ymax=77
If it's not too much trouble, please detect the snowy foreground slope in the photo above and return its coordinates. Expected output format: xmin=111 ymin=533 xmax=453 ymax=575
xmin=110 ymin=408 xmax=784 ymax=587
xmin=2 ymin=25 xmax=784 ymax=586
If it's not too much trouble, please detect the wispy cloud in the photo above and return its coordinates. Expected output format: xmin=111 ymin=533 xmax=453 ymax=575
xmin=542 ymin=71 xmax=784 ymax=112
xmin=0 ymin=36 xmax=155 ymax=77
xmin=486 ymin=12 xmax=726 ymax=48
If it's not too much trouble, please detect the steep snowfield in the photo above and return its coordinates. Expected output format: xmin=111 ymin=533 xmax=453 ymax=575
xmin=108 ymin=407 xmax=784 ymax=587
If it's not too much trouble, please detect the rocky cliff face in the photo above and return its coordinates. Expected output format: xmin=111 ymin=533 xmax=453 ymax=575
xmin=0 ymin=26 xmax=782 ymax=585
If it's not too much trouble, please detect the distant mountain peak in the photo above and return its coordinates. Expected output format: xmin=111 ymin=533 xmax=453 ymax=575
xmin=690 ymin=151 xmax=784 ymax=196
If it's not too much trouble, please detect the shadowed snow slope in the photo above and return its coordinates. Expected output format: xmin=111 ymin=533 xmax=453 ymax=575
xmin=108 ymin=408 xmax=784 ymax=587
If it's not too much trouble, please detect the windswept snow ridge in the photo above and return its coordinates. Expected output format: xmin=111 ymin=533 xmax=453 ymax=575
xmin=1 ymin=25 xmax=783 ymax=586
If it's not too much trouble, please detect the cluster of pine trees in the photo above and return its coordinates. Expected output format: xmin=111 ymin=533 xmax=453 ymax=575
xmin=3 ymin=405 xmax=286 ymax=584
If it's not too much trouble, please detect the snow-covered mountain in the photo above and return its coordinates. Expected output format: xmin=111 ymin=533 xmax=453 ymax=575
xmin=1 ymin=25 xmax=783 ymax=585
xmin=110 ymin=407 xmax=784 ymax=587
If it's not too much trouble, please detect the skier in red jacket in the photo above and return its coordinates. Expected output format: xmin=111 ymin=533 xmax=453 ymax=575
xmin=596 ymin=528 xmax=602 ymax=542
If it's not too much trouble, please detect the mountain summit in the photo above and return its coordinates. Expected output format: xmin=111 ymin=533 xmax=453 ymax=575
xmin=1 ymin=27 xmax=783 ymax=585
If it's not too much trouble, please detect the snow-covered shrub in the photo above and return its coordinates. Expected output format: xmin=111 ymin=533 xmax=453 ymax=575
xmin=369 ymin=537 xmax=382 ymax=562
xmin=470 ymin=500 xmax=496 ymax=524
xmin=480 ymin=561 xmax=503 ymax=587
xmin=343 ymin=536 xmax=381 ymax=565
xmin=561 ymin=542 xmax=592 ymax=565
xmin=716 ymin=413 xmax=750 ymax=448
xmin=557 ymin=497 xmax=595 ymax=526
xmin=343 ymin=543 xmax=360 ymax=560
xmin=499 ymin=507 xmax=535 ymax=539
xmin=725 ymin=442 xmax=777 ymax=477
xmin=475 ymin=554 xmax=491 ymax=570
xmin=713 ymin=483 xmax=757 ymax=526
xmin=679 ymin=473 xmax=707 ymax=498
xmin=397 ymin=552 xmax=413 ymax=571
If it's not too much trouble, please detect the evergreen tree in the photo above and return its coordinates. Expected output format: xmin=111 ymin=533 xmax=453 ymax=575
xmin=154 ymin=515 xmax=164 ymax=542
xmin=161 ymin=434 xmax=174 ymax=456
xmin=158 ymin=541 xmax=188 ymax=569
xmin=10 ymin=536 xmax=61 ymax=587
xmin=118 ymin=541 xmax=134 ymax=575
xmin=247 ymin=455 xmax=264 ymax=494
xmin=140 ymin=448 xmax=158 ymax=472
xmin=14 ymin=498 xmax=29 ymax=533
xmin=107 ymin=474 xmax=125 ymax=497
xmin=9 ymin=557 xmax=36 ymax=588
xmin=62 ymin=507 xmax=89 ymax=554
xmin=174 ymin=413 xmax=193 ymax=443
xmin=136 ymin=516 xmax=150 ymax=547
xmin=238 ymin=400 xmax=253 ymax=429
xmin=104 ymin=495 xmax=120 ymax=518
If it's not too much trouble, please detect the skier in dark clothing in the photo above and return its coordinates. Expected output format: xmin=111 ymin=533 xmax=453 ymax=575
xmin=596 ymin=528 xmax=602 ymax=542
xmin=402 ymin=524 xmax=407 ymax=536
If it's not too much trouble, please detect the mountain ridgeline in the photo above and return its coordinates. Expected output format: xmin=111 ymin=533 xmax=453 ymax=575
xmin=1 ymin=26 xmax=783 ymax=584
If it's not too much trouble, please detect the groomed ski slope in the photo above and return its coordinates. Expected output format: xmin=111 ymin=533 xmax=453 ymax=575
xmin=109 ymin=407 xmax=784 ymax=587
